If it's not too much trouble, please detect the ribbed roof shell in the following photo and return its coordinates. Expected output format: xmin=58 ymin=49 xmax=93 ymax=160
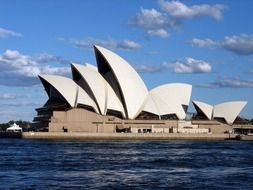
xmin=94 ymin=45 xmax=148 ymax=119
xmin=213 ymin=101 xmax=247 ymax=124
xmin=39 ymin=75 xmax=99 ymax=113
xmin=192 ymin=100 xmax=213 ymax=120
xmin=142 ymin=83 xmax=192 ymax=119
xmin=71 ymin=63 xmax=125 ymax=118
xmin=193 ymin=100 xmax=247 ymax=124
xmin=72 ymin=63 xmax=107 ymax=114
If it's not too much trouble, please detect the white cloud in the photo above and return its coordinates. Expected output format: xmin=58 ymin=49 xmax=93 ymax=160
xmin=0 ymin=93 xmax=18 ymax=100
xmin=190 ymin=34 xmax=253 ymax=55
xmin=0 ymin=27 xmax=22 ymax=38
xmin=130 ymin=7 xmax=170 ymax=38
xmin=40 ymin=66 xmax=70 ymax=76
xmin=4 ymin=49 xmax=37 ymax=65
xmin=135 ymin=64 xmax=162 ymax=73
xmin=135 ymin=57 xmax=211 ymax=74
xmin=159 ymin=0 xmax=227 ymax=20
xmin=72 ymin=37 xmax=141 ymax=50
xmin=117 ymin=40 xmax=141 ymax=49
xmin=0 ymin=101 xmax=41 ymax=107
xmin=130 ymin=1 xmax=227 ymax=38
xmin=37 ymin=53 xmax=71 ymax=64
xmin=222 ymin=35 xmax=253 ymax=55
xmin=199 ymin=77 xmax=253 ymax=88
xmin=0 ymin=50 xmax=70 ymax=86
xmin=165 ymin=57 xmax=212 ymax=73
xmin=213 ymin=78 xmax=253 ymax=88
xmin=132 ymin=8 xmax=167 ymax=30
xmin=147 ymin=28 xmax=169 ymax=38
xmin=190 ymin=38 xmax=217 ymax=48
xmin=0 ymin=93 xmax=29 ymax=100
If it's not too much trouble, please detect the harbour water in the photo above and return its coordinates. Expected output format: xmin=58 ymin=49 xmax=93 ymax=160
xmin=0 ymin=139 xmax=253 ymax=189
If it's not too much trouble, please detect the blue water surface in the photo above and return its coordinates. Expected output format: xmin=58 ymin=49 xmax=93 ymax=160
xmin=0 ymin=139 xmax=253 ymax=189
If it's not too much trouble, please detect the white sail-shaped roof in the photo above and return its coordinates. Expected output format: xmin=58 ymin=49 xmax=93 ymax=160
xmin=152 ymin=83 xmax=192 ymax=107
xmin=76 ymin=87 xmax=99 ymax=113
xmin=213 ymin=101 xmax=247 ymax=124
xmin=144 ymin=83 xmax=192 ymax=119
xmin=193 ymin=100 xmax=247 ymax=124
xmin=142 ymin=94 xmax=160 ymax=116
xmin=106 ymin=82 xmax=126 ymax=118
xmin=72 ymin=63 xmax=107 ymax=114
xmin=71 ymin=63 xmax=125 ymax=118
xmin=39 ymin=75 xmax=98 ymax=113
xmin=192 ymin=100 xmax=213 ymax=120
xmin=94 ymin=45 xmax=148 ymax=119
xmin=142 ymin=93 xmax=177 ymax=117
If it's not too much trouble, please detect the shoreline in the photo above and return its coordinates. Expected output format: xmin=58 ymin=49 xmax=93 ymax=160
xmin=0 ymin=131 xmax=22 ymax=138
xmin=1 ymin=132 xmax=252 ymax=141
xmin=21 ymin=132 xmax=239 ymax=141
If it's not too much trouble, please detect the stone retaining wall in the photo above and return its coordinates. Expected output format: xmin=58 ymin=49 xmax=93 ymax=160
xmin=22 ymin=132 xmax=236 ymax=141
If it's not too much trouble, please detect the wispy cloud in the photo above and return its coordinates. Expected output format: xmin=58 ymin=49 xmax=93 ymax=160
xmin=190 ymin=34 xmax=253 ymax=55
xmin=164 ymin=57 xmax=212 ymax=73
xmin=129 ymin=8 xmax=170 ymax=38
xmin=190 ymin=38 xmax=218 ymax=48
xmin=63 ymin=37 xmax=141 ymax=50
xmin=147 ymin=28 xmax=169 ymax=38
xmin=146 ymin=51 xmax=160 ymax=55
xmin=0 ymin=93 xmax=31 ymax=100
xmin=0 ymin=50 xmax=70 ymax=86
xmin=159 ymin=0 xmax=227 ymax=21
xmin=222 ymin=35 xmax=253 ymax=55
xmin=0 ymin=93 xmax=20 ymax=100
xmin=136 ymin=57 xmax=211 ymax=74
xmin=117 ymin=40 xmax=141 ymax=50
xmin=0 ymin=110 xmax=17 ymax=121
xmin=0 ymin=27 xmax=22 ymax=38
xmin=130 ymin=1 xmax=227 ymax=38
xmin=0 ymin=102 xmax=41 ymax=107
xmin=198 ymin=77 xmax=253 ymax=88
xmin=37 ymin=53 xmax=72 ymax=65
xmin=135 ymin=64 xmax=162 ymax=73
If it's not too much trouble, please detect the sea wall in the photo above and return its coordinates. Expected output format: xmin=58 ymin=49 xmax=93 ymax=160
xmin=22 ymin=132 xmax=236 ymax=141
xmin=0 ymin=132 xmax=22 ymax=138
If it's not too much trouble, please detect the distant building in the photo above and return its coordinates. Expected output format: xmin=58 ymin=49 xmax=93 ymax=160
xmin=6 ymin=123 xmax=22 ymax=132
xmin=33 ymin=45 xmax=247 ymax=134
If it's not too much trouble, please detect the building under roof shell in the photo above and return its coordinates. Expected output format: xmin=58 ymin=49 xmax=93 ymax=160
xmin=33 ymin=45 xmax=247 ymax=132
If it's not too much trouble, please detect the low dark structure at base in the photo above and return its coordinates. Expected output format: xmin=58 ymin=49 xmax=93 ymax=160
xmin=235 ymin=134 xmax=253 ymax=141
xmin=0 ymin=132 xmax=22 ymax=138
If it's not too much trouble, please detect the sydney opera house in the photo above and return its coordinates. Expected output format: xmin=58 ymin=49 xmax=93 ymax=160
xmin=33 ymin=45 xmax=247 ymax=134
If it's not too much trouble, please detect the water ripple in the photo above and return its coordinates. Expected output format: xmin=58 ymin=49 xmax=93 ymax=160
xmin=0 ymin=139 xmax=253 ymax=189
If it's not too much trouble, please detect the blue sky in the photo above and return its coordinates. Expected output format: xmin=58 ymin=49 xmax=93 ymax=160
xmin=0 ymin=0 xmax=252 ymax=122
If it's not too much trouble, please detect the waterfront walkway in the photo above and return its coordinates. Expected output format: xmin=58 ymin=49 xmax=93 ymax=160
xmin=22 ymin=132 xmax=237 ymax=141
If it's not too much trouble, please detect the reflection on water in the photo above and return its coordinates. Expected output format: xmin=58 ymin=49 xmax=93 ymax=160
xmin=0 ymin=139 xmax=253 ymax=189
